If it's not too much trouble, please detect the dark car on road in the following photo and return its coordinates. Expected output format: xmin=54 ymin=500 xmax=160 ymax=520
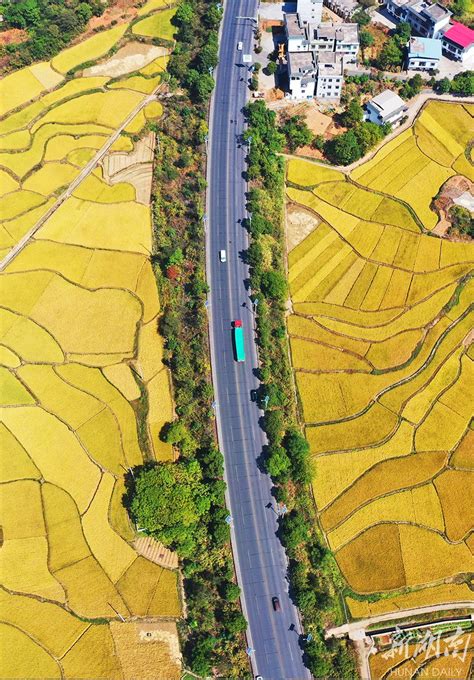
xmin=272 ymin=596 xmax=281 ymax=612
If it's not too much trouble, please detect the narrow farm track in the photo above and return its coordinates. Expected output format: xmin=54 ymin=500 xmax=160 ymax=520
xmin=0 ymin=87 xmax=162 ymax=273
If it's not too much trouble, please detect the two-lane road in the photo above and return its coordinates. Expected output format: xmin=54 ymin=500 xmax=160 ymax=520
xmin=206 ymin=1 xmax=311 ymax=678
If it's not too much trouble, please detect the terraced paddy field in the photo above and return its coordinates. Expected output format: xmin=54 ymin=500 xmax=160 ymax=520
xmin=285 ymin=101 xmax=474 ymax=618
xmin=0 ymin=5 xmax=182 ymax=679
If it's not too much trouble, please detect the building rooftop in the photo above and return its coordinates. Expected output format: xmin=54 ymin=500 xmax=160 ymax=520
xmin=315 ymin=22 xmax=359 ymax=42
xmin=443 ymin=21 xmax=474 ymax=48
xmin=285 ymin=13 xmax=305 ymax=38
xmin=317 ymin=51 xmax=344 ymax=75
xmin=454 ymin=191 xmax=474 ymax=212
xmin=419 ymin=1 xmax=450 ymax=20
xmin=368 ymin=89 xmax=407 ymax=114
xmin=389 ymin=0 xmax=450 ymax=18
xmin=408 ymin=36 xmax=442 ymax=58
xmin=288 ymin=50 xmax=316 ymax=72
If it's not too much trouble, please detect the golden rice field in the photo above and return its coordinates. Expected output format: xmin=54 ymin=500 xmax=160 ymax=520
xmin=286 ymin=101 xmax=474 ymax=614
xmin=0 ymin=4 xmax=181 ymax=679
xmin=350 ymin=102 xmax=473 ymax=229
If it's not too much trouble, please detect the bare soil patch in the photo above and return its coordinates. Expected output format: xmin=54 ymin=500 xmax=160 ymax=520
xmin=0 ymin=28 xmax=28 ymax=46
xmin=432 ymin=175 xmax=473 ymax=239
xmin=87 ymin=0 xmax=139 ymax=33
xmin=364 ymin=23 xmax=390 ymax=61
xmin=83 ymin=42 xmax=167 ymax=77
xmin=102 ymin=132 xmax=155 ymax=204
xmin=286 ymin=202 xmax=319 ymax=251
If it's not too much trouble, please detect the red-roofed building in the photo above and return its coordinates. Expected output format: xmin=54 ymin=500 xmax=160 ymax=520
xmin=442 ymin=21 xmax=474 ymax=63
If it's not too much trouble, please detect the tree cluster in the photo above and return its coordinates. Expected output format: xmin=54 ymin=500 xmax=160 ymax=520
xmin=280 ymin=114 xmax=314 ymax=152
xmin=376 ymin=21 xmax=411 ymax=71
xmin=325 ymin=118 xmax=390 ymax=165
xmin=435 ymin=71 xmax=474 ymax=97
xmin=168 ymin=0 xmax=222 ymax=102
xmin=0 ymin=0 xmax=104 ymax=70
xmin=449 ymin=205 xmax=473 ymax=237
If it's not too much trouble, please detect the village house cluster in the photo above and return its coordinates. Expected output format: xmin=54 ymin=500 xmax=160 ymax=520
xmin=284 ymin=0 xmax=474 ymax=101
xmin=285 ymin=0 xmax=359 ymax=99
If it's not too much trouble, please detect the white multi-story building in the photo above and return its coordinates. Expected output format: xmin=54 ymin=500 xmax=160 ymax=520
xmin=365 ymin=90 xmax=408 ymax=126
xmin=314 ymin=23 xmax=359 ymax=63
xmin=287 ymin=51 xmax=318 ymax=99
xmin=441 ymin=21 xmax=474 ymax=63
xmin=297 ymin=0 xmax=323 ymax=25
xmin=284 ymin=15 xmax=359 ymax=63
xmin=287 ymin=50 xmax=344 ymax=99
xmin=315 ymin=52 xmax=344 ymax=99
xmin=385 ymin=0 xmax=451 ymax=39
xmin=407 ymin=36 xmax=442 ymax=69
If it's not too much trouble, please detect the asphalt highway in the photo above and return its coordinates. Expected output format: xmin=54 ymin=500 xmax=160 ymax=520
xmin=206 ymin=1 xmax=311 ymax=678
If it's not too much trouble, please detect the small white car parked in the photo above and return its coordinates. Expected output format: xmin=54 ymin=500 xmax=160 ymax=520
xmin=237 ymin=41 xmax=243 ymax=50
xmin=219 ymin=249 xmax=227 ymax=263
